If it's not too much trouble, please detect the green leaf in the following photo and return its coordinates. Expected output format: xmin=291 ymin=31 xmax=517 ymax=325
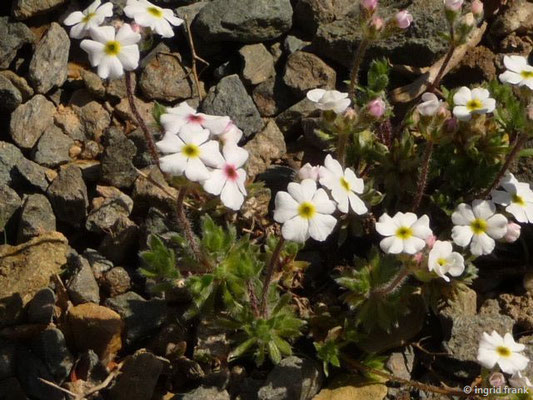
xmin=519 ymin=148 xmax=533 ymax=159
xmin=152 ymin=102 xmax=167 ymax=127
xmin=228 ymin=338 xmax=257 ymax=361
xmin=268 ymin=341 xmax=282 ymax=364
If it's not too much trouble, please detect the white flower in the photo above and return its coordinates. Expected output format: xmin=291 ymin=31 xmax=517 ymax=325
xmin=306 ymin=89 xmax=351 ymax=114
xmin=318 ymin=155 xmax=367 ymax=215
xmin=452 ymin=87 xmax=496 ymax=121
xmin=124 ymin=0 xmax=183 ymax=38
xmin=156 ymin=125 xmax=224 ymax=182
xmin=274 ymin=179 xmax=337 ymax=243
xmin=80 ymin=24 xmax=140 ymax=79
xmin=160 ymin=102 xmax=231 ymax=136
xmin=477 ymin=331 xmax=529 ymax=374
xmin=298 ymin=163 xmax=320 ymax=182
xmin=216 ymin=121 xmax=243 ymax=145
xmin=492 ymin=173 xmax=533 ymax=223
xmin=202 ymin=144 xmax=248 ymax=211
xmin=63 ymin=0 xmax=113 ymax=39
xmin=417 ymin=92 xmax=443 ymax=117
xmin=375 ymin=212 xmax=433 ymax=254
xmin=427 ymin=240 xmax=465 ymax=282
xmin=509 ymin=372 xmax=533 ymax=389
xmin=499 ymin=55 xmax=533 ymax=90
xmin=451 ymin=200 xmax=508 ymax=256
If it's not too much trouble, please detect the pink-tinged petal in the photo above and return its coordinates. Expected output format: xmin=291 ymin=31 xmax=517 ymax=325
xmin=312 ymin=188 xmax=336 ymax=214
xmin=117 ymin=45 xmax=139 ymax=71
xmin=282 ymin=217 xmax=309 ymax=243
xmin=499 ymin=71 xmax=523 ymax=85
xmin=503 ymin=55 xmax=528 ymax=73
xmin=486 ymin=213 xmax=508 ymax=238
xmin=274 ymin=192 xmax=299 ymax=223
xmin=451 ymin=225 xmax=473 ymax=247
xmin=90 ymin=25 xmax=116 ymax=43
xmin=116 ymin=23 xmax=141 ymax=45
xmin=202 ymin=169 xmax=226 ymax=195
xmin=380 ymin=236 xmax=404 ymax=254
xmin=453 ymin=86 xmax=472 ymax=106
xmin=199 ymin=140 xmax=224 ymax=167
xmin=184 ymin=157 xmax=210 ymax=182
xmin=222 ymin=144 xmax=248 ymax=168
xmin=470 ymin=233 xmax=495 ymax=256
xmin=69 ymin=23 xmax=87 ymax=39
xmin=64 ymin=11 xmax=85 ymax=26
xmin=308 ymin=214 xmax=337 ymax=242
xmin=236 ymin=169 xmax=247 ymax=195
xmin=219 ymin=181 xmax=244 ymax=210
xmin=80 ymin=40 xmax=105 ymax=65
xmin=376 ymin=213 xmax=399 ymax=236
xmin=452 ymin=203 xmax=475 ymax=225
xmin=159 ymin=153 xmax=187 ymax=176
xmin=168 ymin=102 xmax=197 ymax=117
xmin=156 ymin=134 xmax=184 ymax=154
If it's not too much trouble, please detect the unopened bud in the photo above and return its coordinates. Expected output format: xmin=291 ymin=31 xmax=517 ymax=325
xmin=504 ymin=222 xmax=521 ymax=243
xmin=489 ymin=372 xmax=506 ymax=388
xmin=471 ymin=0 xmax=484 ymax=18
xmin=343 ymin=107 xmax=358 ymax=123
xmin=394 ymin=10 xmax=413 ymax=29
xmin=361 ymin=0 xmax=378 ymax=12
xmin=298 ymin=163 xmax=320 ymax=181
xmin=444 ymin=0 xmax=463 ymax=11
xmin=369 ymin=16 xmax=384 ymax=34
xmin=367 ymin=98 xmax=386 ymax=118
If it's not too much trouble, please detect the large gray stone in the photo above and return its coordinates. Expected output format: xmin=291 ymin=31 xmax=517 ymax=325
xmin=0 ymin=17 xmax=34 ymax=69
xmin=101 ymin=128 xmax=137 ymax=189
xmin=28 ymin=23 xmax=70 ymax=94
xmin=67 ymin=253 xmax=100 ymax=305
xmin=0 ymin=74 xmax=22 ymax=112
xmin=239 ymin=43 xmax=275 ymax=86
xmin=17 ymin=193 xmax=56 ymax=242
xmin=294 ymin=0 xmax=355 ymax=35
xmin=9 ymin=94 xmax=56 ymax=150
xmin=15 ymin=157 xmax=53 ymax=192
xmin=0 ymin=70 xmax=33 ymax=101
xmin=27 ymin=288 xmax=55 ymax=324
xmin=31 ymin=328 xmax=74 ymax=383
xmin=194 ymin=0 xmax=293 ymax=43
xmin=47 ymin=165 xmax=88 ymax=227
xmin=0 ymin=187 xmax=21 ymax=231
xmin=283 ymin=51 xmax=336 ymax=97
xmin=13 ymin=0 xmax=67 ymax=20
xmin=244 ymin=120 xmax=286 ymax=178
xmin=202 ymin=74 xmax=263 ymax=137
xmin=0 ymin=142 xmax=23 ymax=187
xmin=33 ymin=125 xmax=73 ymax=168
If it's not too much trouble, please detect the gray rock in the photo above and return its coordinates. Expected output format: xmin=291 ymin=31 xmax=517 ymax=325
xmin=244 ymin=120 xmax=286 ymax=178
xmin=283 ymin=51 xmax=336 ymax=97
xmin=28 ymin=23 xmax=69 ymax=94
xmin=0 ymin=17 xmax=34 ymax=69
xmin=293 ymin=0 xmax=355 ymax=35
xmin=108 ymin=350 xmax=164 ymax=400
xmin=258 ymin=356 xmax=322 ymax=400
xmin=47 ymin=165 xmax=89 ymax=227
xmin=86 ymin=196 xmax=132 ymax=234
xmin=0 ymin=339 xmax=16 ymax=380
xmin=0 ymin=74 xmax=22 ymax=112
xmin=194 ymin=0 xmax=293 ymax=43
xmin=182 ymin=386 xmax=230 ymax=400
xmin=16 ymin=347 xmax=64 ymax=400
xmin=33 ymin=125 xmax=73 ymax=168
xmin=104 ymin=291 xmax=167 ymax=345
xmin=0 ymin=70 xmax=33 ymax=101
xmin=27 ymin=288 xmax=56 ymax=324
xmin=386 ymin=348 xmax=414 ymax=381
xmin=55 ymin=101 xmax=111 ymax=142
xmin=101 ymin=128 xmax=137 ymax=189
xmin=132 ymin=167 xmax=178 ymax=214
xmin=252 ymin=77 xmax=295 ymax=117
xmin=106 ymin=74 xmax=135 ymax=100
xmin=83 ymin=248 xmax=114 ymax=280
xmin=0 ymin=142 xmax=23 ymax=187
xmin=9 ymin=94 xmax=56 ymax=150
xmin=14 ymin=158 xmax=53 ymax=192
xmin=239 ymin=44 xmax=275 ymax=86
xmin=103 ymin=267 xmax=131 ymax=297
xmin=17 ymin=194 xmax=56 ymax=242
xmin=115 ymin=95 xmax=156 ymax=129
xmin=313 ymin=0 xmax=449 ymax=68
xmin=81 ymin=70 xmax=106 ymax=99
xmin=176 ymin=2 xmax=209 ymax=22
xmin=284 ymin=36 xmax=311 ymax=55
xmin=491 ymin=0 xmax=533 ymax=38
xmin=202 ymin=74 xmax=263 ymax=137
xmin=12 ymin=0 xmax=67 ymax=19
xmin=31 ymin=328 xmax=73 ymax=383
xmin=67 ymin=253 xmax=100 ymax=305
xmin=0 ymin=187 xmax=21 ymax=231
xmin=140 ymin=51 xmax=194 ymax=101
xmin=275 ymin=98 xmax=317 ymax=136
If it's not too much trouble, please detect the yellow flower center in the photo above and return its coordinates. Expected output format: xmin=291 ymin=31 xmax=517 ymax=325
xmin=395 ymin=226 xmax=413 ymax=239
xmin=466 ymin=99 xmax=483 ymax=111
xmin=298 ymin=202 xmax=316 ymax=219
xmin=182 ymin=144 xmax=200 ymax=158
xmin=340 ymin=177 xmax=351 ymax=192
xmin=147 ymin=6 xmax=163 ymax=18
xmin=104 ymin=41 xmax=121 ymax=56
xmin=496 ymin=346 xmax=511 ymax=358
xmin=470 ymin=218 xmax=487 ymax=235
xmin=521 ymin=70 xmax=533 ymax=79
xmin=437 ymin=258 xmax=448 ymax=266
xmin=513 ymin=194 xmax=526 ymax=206
xmin=82 ymin=12 xmax=96 ymax=23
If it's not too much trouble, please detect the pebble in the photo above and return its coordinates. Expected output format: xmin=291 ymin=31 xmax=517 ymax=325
xmin=239 ymin=44 xmax=275 ymax=86
xmin=32 ymin=125 xmax=74 ymax=168
xmin=103 ymin=267 xmax=132 ymax=297
xmin=66 ymin=252 xmax=100 ymax=305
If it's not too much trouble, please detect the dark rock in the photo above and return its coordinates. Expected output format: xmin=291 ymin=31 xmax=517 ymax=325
xmin=106 ymin=74 xmax=135 ymax=100
xmin=491 ymin=0 xmax=533 ymax=38
xmin=81 ymin=70 xmax=106 ymax=99
xmin=75 ymin=350 xmax=108 ymax=385
xmin=104 ymin=291 xmax=167 ymax=345
xmin=239 ymin=44 xmax=275 ymax=86
xmin=258 ymin=356 xmax=322 ymax=400
xmin=32 ymin=125 xmax=73 ymax=168
xmin=194 ymin=320 xmax=230 ymax=363
xmin=9 ymin=94 xmax=56 ymax=150
xmin=31 ymin=328 xmax=73 ymax=383
xmin=27 ymin=288 xmax=55 ymax=324
xmin=0 ymin=70 xmax=33 ymax=101
xmin=16 ymin=347 xmax=64 ymax=400
xmin=67 ymin=253 xmax=100 ymax=305
xmin=0 ymin=142 xmax=23 ymax=187
xmin=0 ymin=339 xmax=16 ymax=380
xmin=55 ymin=102 xmax=111 ymax=142
xmin=0 ymin=74 xmax=22 ymax=112
xmin=176 ymin=2 xmax=209 ymax=22
xmin=194 ymin=0 xmax=293 ymax=43
xmin=14 ymin=158 xmax=54 ymax=192
xmin=100 ymin=128 xmax=139 ymax=189
xmin=202 ymin=74 xmax=263 ymax=137
xmin=0 ymin=187 xmax=21 ymax=232
xmin=86 ymin=191 xmax=133 ymax=234
xmin=284 ymin=36 xmax=311 ymax=55
xmin=98 ymin=215 xmax=140 ymax=265
xmin=17 ymin=194 xmax=56 ymax=242
xmin=283 ymin=51 xmax=336 ymax=97
xmin=12 ymin=0 xmax=67 ymax=19
xmin=252 ymin=76 xmax=294 ymax=117
xmin=83 ymin=248 xmax=114 ymax=280
xmin=244 ymin=120 xmax=286 ymax=178
xmin=132 ymin=167 xmax=178 ymax=213
xmin=293 ymin=0 xmax=355 ymax=35
xmin=0 ymin=377 xmax=27 ymax=400
xmin=108 ymin=350 xmax=164 ymax=400
xmin=148 ymin=323 xmax=187 ymax=358
xmin=47 ymin=165 xmax=88 ymax=227
xmin=182 ymin=386 xmax=230 ymax=400
xmin=129 ymin=129 xmax=159 ymax=169
xmin=103 ymin=267 xmax=131 ymax=297
xmin=0 ymin=17 xmax=34 ymax=69
xmin=115 ymin=95 xmax=156 ymax=128
xmin=275 ymin=98 xmax=316 ymax=137
xmin=28 ymin=23 xmax=70 ymax=94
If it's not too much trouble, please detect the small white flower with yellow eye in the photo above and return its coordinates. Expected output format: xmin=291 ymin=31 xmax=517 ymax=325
xmin=124 ymin=0 xmax=183 ymax=38
xmin=452 ymin=87 xmax=496 ymax=121
xmin=375 ymin=212 xmax=433 ymax=254
xmin=477 ymin=331 xmax=529 ymax=374
xmin=491 ymin=173 xmax=533 ymax=224
xmin=427 ymin=240 xmax=465 ymax=282
xmin=64 ymin=0 xmax=113 ymax=39
xmin=499 ymin=55 xmax=533 ymax=90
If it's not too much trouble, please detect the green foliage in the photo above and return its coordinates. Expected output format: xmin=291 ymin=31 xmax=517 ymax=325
xmin=488 ymin=80 xmax=528 ymax=135
xmin=315 ymin=339 xmax=341 ymax=377
xmin=152 ymin=101 xmax=167 ymax=128
xmin=139 ymin=234 xmax=180 ymax=281
xmin=360 ymin=354 xmax=388 ymax=382
xmin=366 ymin=58 xmax=390 ymax=96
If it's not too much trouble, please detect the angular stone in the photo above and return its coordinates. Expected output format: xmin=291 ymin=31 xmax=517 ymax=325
xmin=17 ymin=194 xmax=56 ymax=242
xmin=132 ymin=167 xmax=178 ymax=214
xmin=283 ymin=51 xmax=336 ymax=97
xmin=83 ymin=248 xmax=114 ymax=280
xmin=244 ymin=120 xmax=286 ymax=177
xmin=67 ymin=253 xmax=100 ymax=305
xmin=0 ymin=71 xmax=33 ymax=101
xmin=81 ymin=69 xmax=105 ymax=99
xmin=239 ymin=44 xmax=275 ymax=86
xmin=31 ymin=328 xmax=73 ymax=383
xmin=182 ymin=386 xmax=230 ymax=400
xmin=86 ymin=186 xmax=133 ymax=234
xmin=0 ymin=74 xmax=22 ymax=112
xmin=28 ymin=23 xmax=70 ymax=94
xmin=47 ymin=165 xmax=88 ymax=227
xmin=284 ymin=36 xmax=311 ymax=55
xmin=12 ymin=0 xmax=67 ymax=19
xmin=98 ymin=216 xmax=139 ymax=265
xmin=194 ymin=0 xmax=293 ymax=43
xmin=252 ymin=77 xmax=294 ymax=117
xmin=9 ymin=94 xmax=56 ymax=150
xmin=15 ymin=157 xmax=54 ymax=192
xmin=32 ymin=125 xmax=73 ymax=168
xmin=68 ymin=303 xmax=123 ymax=360
xmin=103 ymin=267 xmax=131 ymax=297
xmin=491 ymin=0 xmax=533 ymax=37
xmin=202 ymin=74 xmax=263 ymax=137
xmin=27 ymin=288 xmax=55 ymax=324
xmin=0 ymin=142 xmax=23 ymax=187
xmin=0 ymin=187 xmax=21 ymax=232
xmin=314 ymin=376 xmax=387 ymax=400
xmin=0 ymin=17 xmax=34 ymax=69
xmin=275 ymin=98 xmax=316 ymax=136
xmin=16 ymin=347 xmax=64 ymax=400
xmin=293 ymin=0 xmax=355 ymax=35
xmin=101 ymin=128 xmax=137 ymax=189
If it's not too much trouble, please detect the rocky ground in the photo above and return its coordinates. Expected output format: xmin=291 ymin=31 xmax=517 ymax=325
xmin=1 ymin=0 xmax=533 ymax=399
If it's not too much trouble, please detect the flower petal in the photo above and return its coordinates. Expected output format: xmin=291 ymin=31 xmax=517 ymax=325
xmin=379 ymin=236 xmax=404 ymax=254
xmin=452 ymin=225 xmax=473 ymax=247
xmin=202 ymin=169 xmax=226 ymax=196
xmin=274 ymin=192 xmax=299 ymax=223
xmin=308 ymin=214 xmax=337 ymax=242
xmin=470 ymin=233 xmax=495 ymax=256
xmin=117 ymin=45 xmax=139 ymax=71
xmin=220 ymin=181 xmax=244 ymax=211
xmin=281 ymin=217 xmax=309 ymax=243
xmin=453 ymin=86 xmax=472 ymax=106
xmin=64 ymin=11 xmax=85 ymax=26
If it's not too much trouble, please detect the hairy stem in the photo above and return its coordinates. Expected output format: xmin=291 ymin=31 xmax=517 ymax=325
xmin=482 ymin=133 xmax=529 ymax=198
xmin=125 ymin=71 xmax=160 ymax=166
xmin=348 ymin=39 xmax=370 ymax=99
xmin=427 ymin=27 xmax=455 ymax=93
xmin=337 ymin=132 xmax=349 ymax=167
xmin=371 ymin=266 xmax=410 ymax=298
xmin=260 ymin=237 xmax=285 ymax=318
xmin=412 ymin=141 xmax=434 ymax=211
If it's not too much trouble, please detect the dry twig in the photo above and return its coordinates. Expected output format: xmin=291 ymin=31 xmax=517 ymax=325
xmin=183 ymin=17 xmax=209 ymax=101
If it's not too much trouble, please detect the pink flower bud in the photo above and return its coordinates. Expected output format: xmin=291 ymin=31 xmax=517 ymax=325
xmin=413 ymin=252 xmax=424 ymax=264
xmin=489 ymin=372 xmax=506 ymax=388
xmin=462 ymin=13 xmax=475 ymax=27
xmin=369 ymin=16 xmax=384 ymax=32
xmin=395 ymin=10 xmax=413 ymax=29
xmin=504 ymin=222 xmax=521 ymax=243
xmin=471 ymin=0 xmax=483 ymax=17
xmin=343 ymin=107 xmax=358 ymax=123
xmin=298 ymin=163 xmax=320 ymax=181
xmin=444 ymin=0 xmax=463 ymax=11
xmin=130 ymin=23 xmax=142 ymax=33
xmin=425 ymin=235 xmax=437 ymax=249
xmin=361 ymin=0 xmax=378 ymax=12
xmin=367 ymin=98 xmax=386 ymax=118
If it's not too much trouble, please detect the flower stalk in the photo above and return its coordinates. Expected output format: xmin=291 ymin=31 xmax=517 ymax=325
xmin=348 ymin=38 xmax=370 ymax=99
xmin=260 ymin=237 xmax=285 ymax=317
xmin=370 ymin=265 xmax=411 ymax=297
xmin=412 ymin=141 xmax=434 ymax=211
xmin=427 ymin=27 xmax=455 ymax=93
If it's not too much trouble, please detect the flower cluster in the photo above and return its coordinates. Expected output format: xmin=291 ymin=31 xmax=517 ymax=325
xmin=64 ymin=0 xmax=183 ymax=79
xmin=156 ymin=102 xmax=249 ymax=211
xmin=359 ymin=0 xmax=413 ymax=37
